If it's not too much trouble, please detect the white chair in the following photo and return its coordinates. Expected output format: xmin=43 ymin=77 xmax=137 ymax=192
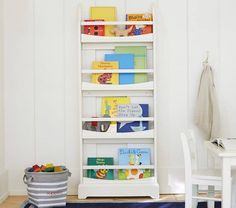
xmin=181 ymin=130 xmax=222 ymax=208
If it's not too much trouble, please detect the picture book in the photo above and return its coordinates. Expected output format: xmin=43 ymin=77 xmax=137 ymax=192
xmin=104 ymin=54 xmax=134 ymax=84
xmin=126 ymin=13 xmax=153 ymax=36
xmin=101 ymin=97 xmax=130 ymax=131
xmin=118 ymin=169 xmax=151 ymax=180
xmin=90 ymin=7 xmax=116 ymax=36
xmin=117 ymin=104 xmax=149 ymax=132
xmin=118 ymin=148 xmax=151 ymax=166
xmin=83 ymin=19 xmax=105 ymax=36
xmin=91 ymin=61 xmax=119 ymax=84
xmin=87 ymin=157 xmax=114 ymax=180
xmin=118 ymin=148 xmax=151 ymax=180
xmin=211 ymin=137 xmax=236 ymax=150
xmin=115 ymin=46 xmax=147 ymax=83
xmin=101 ymin=97 xmax=131 ymax=118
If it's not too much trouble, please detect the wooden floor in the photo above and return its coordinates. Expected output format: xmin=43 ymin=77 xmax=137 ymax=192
xmin=0 ymin=195 xmax=184 ymax=208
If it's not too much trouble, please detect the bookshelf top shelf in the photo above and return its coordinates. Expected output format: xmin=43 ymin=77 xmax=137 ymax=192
xmin=81 ymin=21 xmax=153 ymax=26
xmin=81 ymin=34 xmax=153 ymax=43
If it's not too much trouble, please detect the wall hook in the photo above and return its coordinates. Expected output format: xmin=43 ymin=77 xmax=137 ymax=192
xmin=204 ymin=51 xmax=209 ymax=64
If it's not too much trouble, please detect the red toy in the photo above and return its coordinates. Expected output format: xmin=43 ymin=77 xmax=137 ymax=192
xmin=32 ymin=164 xmax=41 ymax=172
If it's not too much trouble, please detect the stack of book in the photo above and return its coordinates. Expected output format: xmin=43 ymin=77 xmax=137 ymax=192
xmin=91 ymin=46 xmax=148 ymax=85
xmin=100 ymin=97 xmax=149 ymax=133
xmin=83 ymin=6 xmax=152 ymax=37
xmin=87 ymin=148 xmax=152 ymax=180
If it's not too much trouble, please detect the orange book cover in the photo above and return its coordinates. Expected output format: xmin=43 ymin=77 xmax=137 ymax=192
xmin=126 ymin=13 xmax=153 ymax=35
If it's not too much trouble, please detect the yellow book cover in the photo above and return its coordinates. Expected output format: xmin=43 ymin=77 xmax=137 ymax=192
xmin=126 ymin=13 xmax=153 ymax=21
xmin=101 ymin=97 xmax=131 ymax=118
xmin=90 ymin=7 xmax=116 ymax=36
xmin=92 ymin=61 xmax=119 ymax=84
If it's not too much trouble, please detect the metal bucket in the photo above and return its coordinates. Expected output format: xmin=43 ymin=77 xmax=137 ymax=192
xmin=23 ymin=168 xmax=71 ymax=207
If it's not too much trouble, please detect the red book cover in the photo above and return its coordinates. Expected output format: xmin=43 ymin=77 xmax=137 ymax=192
xmin=83 ymin=19 xmax=105 ymax=36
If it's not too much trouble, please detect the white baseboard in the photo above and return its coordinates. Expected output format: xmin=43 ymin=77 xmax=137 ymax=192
xmin=158 ymin=167 xmax=185 ymax=194
xmin=0 ymin=170 xmax=8 ymax=203
xmin=9 ymin=190 xmax=27 ymax=196
xmin=68 ymin=188 xmax=78 ymax=195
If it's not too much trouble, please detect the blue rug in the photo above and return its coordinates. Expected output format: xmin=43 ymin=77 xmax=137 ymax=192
xmin=23 ymin=201 xmax=221 ymax=208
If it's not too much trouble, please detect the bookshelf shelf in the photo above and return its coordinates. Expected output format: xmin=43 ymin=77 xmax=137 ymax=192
xmin=82 ymin=129 xmax=154 ymax=139
xmin=82 ymin=81 xmax=154 ymax=91
xmin=78 ymin=4 xmax=159 ymax=199
xmin=82 ymin=117 xmax=154 ymax=122
xmin=81 ymin=69 xmax=154 ymax=74
xmin=82 ymin=177 xmax=156 ymax=184
xmin=81 ymin=34 xmax=153 ymax=43
xmin=83 ymin=165 xmax=155 ymax=170
xmin=79 ymin=178 xmax=159 ymax=198
xmin=81 ymin=21 xmax=153 ymax=26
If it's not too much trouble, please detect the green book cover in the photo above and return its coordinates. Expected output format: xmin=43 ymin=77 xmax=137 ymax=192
xmin=87 ymin=157 xmax=114 ymax=180
xmin=115 ymin=46 xmax=148 ymax=83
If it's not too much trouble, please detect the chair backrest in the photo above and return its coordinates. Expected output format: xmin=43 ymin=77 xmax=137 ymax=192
xmin=181 ymin=130 xmax=198 ymax=180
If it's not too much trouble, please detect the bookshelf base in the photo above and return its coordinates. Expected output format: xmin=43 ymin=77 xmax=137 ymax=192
xmin=78 ymin=182 xmax=159 ymax=199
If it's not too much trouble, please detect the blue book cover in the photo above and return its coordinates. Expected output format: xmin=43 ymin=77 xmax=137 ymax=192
xmin=104 ymin=54 xmax=134 ymax=84
xmin=117 ymin=104 xmax=148 ymax=132
xmin=118 ymin=148 xmax=151 ymax=165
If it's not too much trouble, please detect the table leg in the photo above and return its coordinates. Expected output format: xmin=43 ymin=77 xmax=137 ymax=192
xmin=222 ymin=158 xmax=231 ymax=208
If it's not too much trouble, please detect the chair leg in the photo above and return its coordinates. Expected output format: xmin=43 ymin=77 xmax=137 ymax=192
xmin=185 ymin=183 xmax=193 ymax=208
xmin=192 ymin=184 xmax=198 ymax=208
xmin=207 ymin=185 xmax=215 ymax=208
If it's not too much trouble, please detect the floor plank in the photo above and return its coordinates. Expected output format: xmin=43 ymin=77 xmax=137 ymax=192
xmin=0 ymin=195 xmax=183 ymax=208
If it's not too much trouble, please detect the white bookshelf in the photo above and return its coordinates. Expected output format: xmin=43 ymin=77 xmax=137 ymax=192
xmin=82 ymin=129 xmax=154 ymax=139
xmin=81 ymin=33 xmax=153 ymax=43
xmin=82 ymin=117 xmax=154 ymax=122
xmin=82 ymin=81 xmax=154 ymax=91
xmin=82 ymin=165 xmax=155 ymax=170
xmin=81 ymin=21 xmax=153 ymax=26
xmin=82 ymin=177 xmax=156 ymax=184
xmin=81 ymin=69 xmax=154 ymax=73
xmin=78 ymin=4 xmax=159 ymax=199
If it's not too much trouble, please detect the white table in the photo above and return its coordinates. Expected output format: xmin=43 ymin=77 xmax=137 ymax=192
xmin=205 ymin=141 xmax=236 ymax=208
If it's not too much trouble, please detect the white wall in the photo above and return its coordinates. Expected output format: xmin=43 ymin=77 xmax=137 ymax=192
xmin=3 ymin=0 xmax=236 ymax=195
xmin=187 ymin=0 xmax=236 ymax=170
xmin=0 ymin=0 xmax=8 ymax=203
xmin=187 ymin=0 xmax=221 ymax=168
xmin=0 ymin=0 xmax=4 ymax=172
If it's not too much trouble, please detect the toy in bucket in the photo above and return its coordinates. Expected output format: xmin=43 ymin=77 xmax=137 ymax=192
xmin=23 ymin=164 xmax=71 ymax=208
